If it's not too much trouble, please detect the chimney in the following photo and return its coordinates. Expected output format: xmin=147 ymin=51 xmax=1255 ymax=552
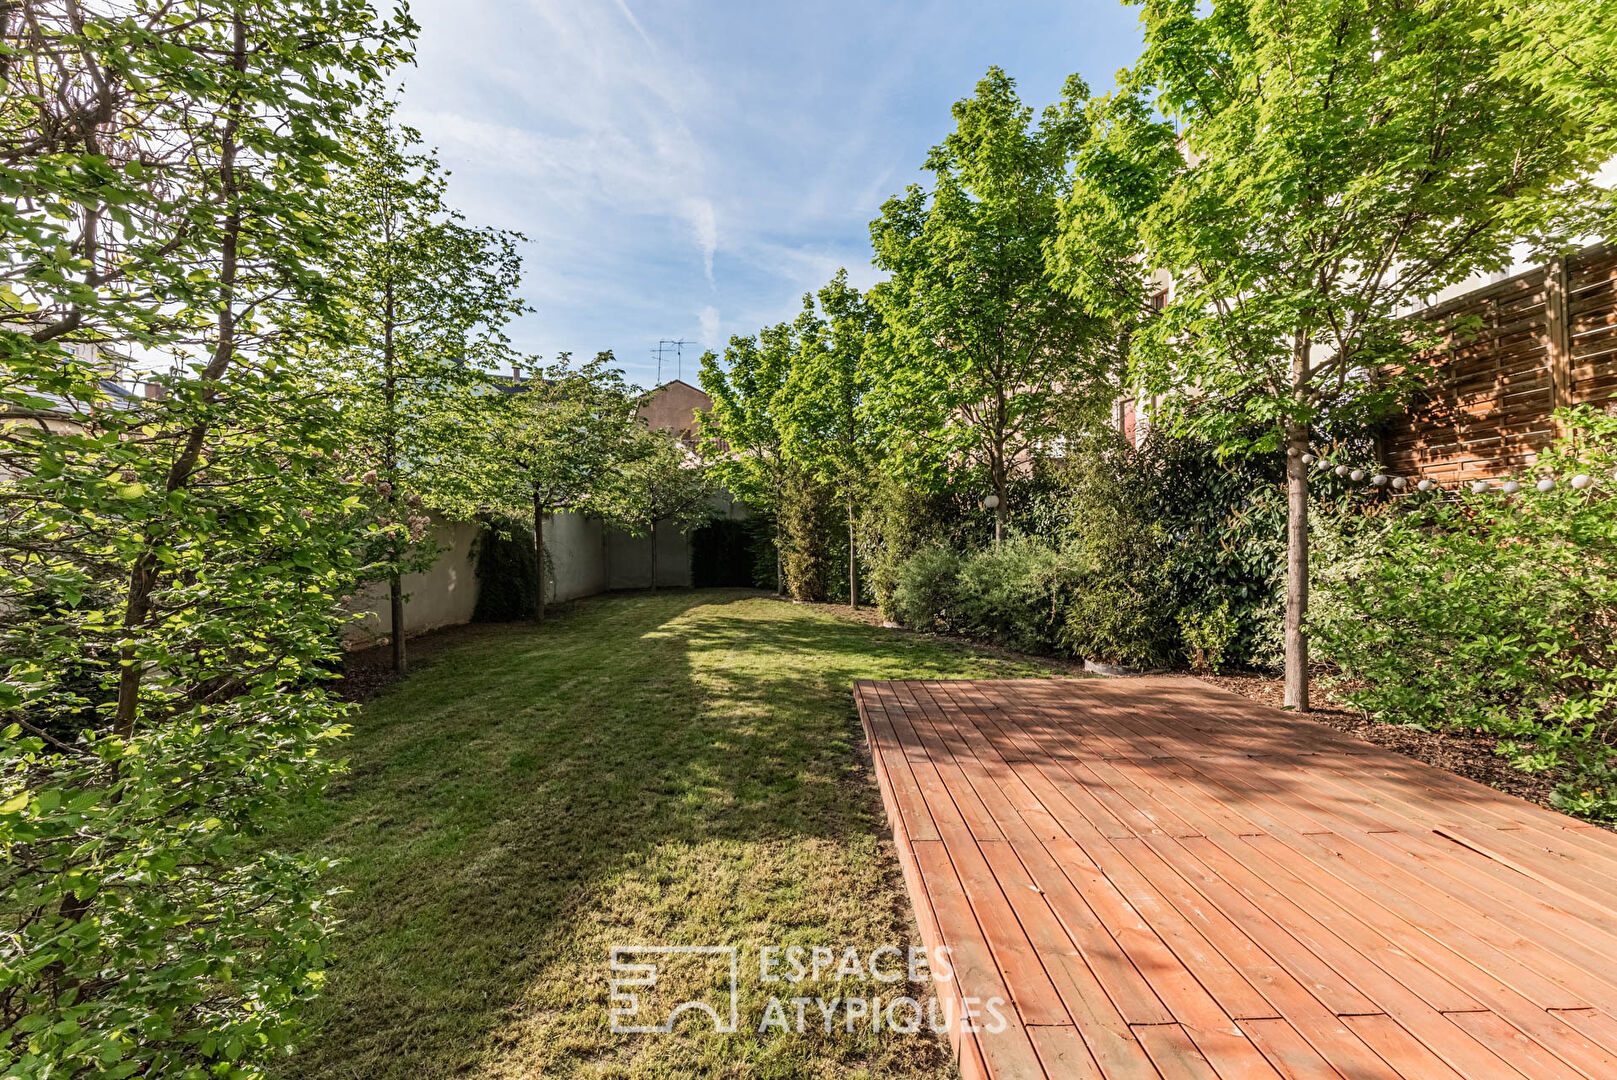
xmin=511 ymin=362 xmax=523 ymax=382
xmin=143 ymin=382 xmax=168 ymax=401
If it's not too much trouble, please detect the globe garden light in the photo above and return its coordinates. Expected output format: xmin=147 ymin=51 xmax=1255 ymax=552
xmin=982 ymin=494 xmax=1000 ymax=510
xmin=1390 ymin=477 xmax=1407 ymax=490
xmin=1417 ymin=479 xmax=1436 ymax=492
xmin=1571 ymin=474 xmax=1593 ymax=490
xmin=1502 ymin=481 xmax=1521 ymax=495
xmin=1537 ymin=477 xmax=1556 ymax=493
xmin=1470 ymin=481 xmax=1490 ymax=494
xmin=1335 ymin=465 xmax=1350 ymax=477
xmin=1349 ymin=469 xmax=1366 ymax=482
xmin=1371 ymin=474 xmax=1388 ymax=486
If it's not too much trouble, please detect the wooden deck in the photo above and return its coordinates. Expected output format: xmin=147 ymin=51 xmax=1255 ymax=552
xmin=855 ymin=676 xmax=1617 ymax=1080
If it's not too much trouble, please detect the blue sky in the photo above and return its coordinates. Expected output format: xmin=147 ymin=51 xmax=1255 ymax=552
xmin=398 ymin=0 xmax=1146 ymax=389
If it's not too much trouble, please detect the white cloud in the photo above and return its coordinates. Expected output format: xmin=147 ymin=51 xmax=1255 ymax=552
xmin=682 ymin=198 xmax=718 ymax=283
xmin=698 ymin=305 xmax=721 ymax=348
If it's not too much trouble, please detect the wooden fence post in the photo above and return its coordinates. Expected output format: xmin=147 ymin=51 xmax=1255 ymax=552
xmin=1546 ymin=254 xmax=1573 ymax=432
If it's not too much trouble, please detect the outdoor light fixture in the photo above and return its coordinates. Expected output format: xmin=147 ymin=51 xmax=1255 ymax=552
xmin=1371 ymin=474 xmax=1389 ymax=486
xmin=1502 ymin=481 xmax=1521 ymax=495
xmin=1417 ymin=479 xmax=1436 ymax=492
xmin=1300 ymin=453 xmax=1316 ymax=464
xmin=982 ymin=494 xmax=1000 ymax=510
xmin=1391 ymin=477 xmax=1407 ymax=489
xmin=1572 ymin=474 xmax=1593 ymax=490
xmin=1537 ymin=477 xmax=1556 ymax=493
xmin=1470 ymin=481 xmax=1490 ymax=494
xmin=1349 ymin=469 xmax=1366 ymax=482
xmin=1335 ymin=465 xmax=1351 ymax=477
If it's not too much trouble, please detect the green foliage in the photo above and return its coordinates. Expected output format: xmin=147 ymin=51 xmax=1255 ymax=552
xmin=1180 ymin=601 xmax=1237 ymax=675
xmin=860 ymin=474 xmax=949 ymax=618
xmin=0 ymin=4 xmax=411 ymax=1076
xmin=1058 ymin=444 xmax=1180 ymax=669
xmin=457 ymin=352 xmax=641 ymax=617
xmin=868 ymin=67 xmax=1118 ymax=532
xmin=1313 ymin=410 xmax=1617 ymax=819
xmin=697 ymin=328 xmax=791 ymax=516
xmin=779 ymin=271 xmax=880 ymax=604
xmin=471 ymin=521 xmax=540 ymax=623
xmin=889 ymin=547 xmax=966 ymax=633
xmin=952 ymin=538 xmax=1082 ymax=655
xmin=322 ymin=100 xmax=526 ymax=604
xmin=777 ymin=465 xmax=841 ymax=602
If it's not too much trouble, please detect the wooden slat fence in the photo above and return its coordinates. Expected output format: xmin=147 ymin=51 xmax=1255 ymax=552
xmin=1382 ymin=241 xmax=1617 ymax=483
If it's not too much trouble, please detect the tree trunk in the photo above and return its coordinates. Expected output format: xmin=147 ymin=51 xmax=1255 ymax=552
xmin=650 ymin=520 xmax=659 ymax=591
xmin=389 ymin=573 xmax=406 ymax=673
xmin=1283 ymin=427 xmax=1310 ymax=711
xmin=532 ymin=487 xmax=546 ymax=623
xmin=847 ymin=495 xmax=858 ymax=609
xmin=993 ymin=465 xmax=1008 ymax=548
xmin=113 ymin=15 xmax=247 ymax=740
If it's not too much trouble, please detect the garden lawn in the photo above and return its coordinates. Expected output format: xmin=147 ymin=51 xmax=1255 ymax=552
xmin=278 ymin=590 xmax=1063 ymax=1079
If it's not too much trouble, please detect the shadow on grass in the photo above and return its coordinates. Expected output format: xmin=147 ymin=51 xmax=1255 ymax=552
xmin=277 ymin=590 xmax=1057 ymax=1080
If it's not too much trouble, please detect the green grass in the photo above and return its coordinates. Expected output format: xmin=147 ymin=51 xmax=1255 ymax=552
xmin=278 ymin=590 xmax=1063 ymax=1079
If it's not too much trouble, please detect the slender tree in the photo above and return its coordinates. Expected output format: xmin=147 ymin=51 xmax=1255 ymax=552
xmin=778 ymin=270 xmax=878 ymax=607
xmin=697 ymin=324 xmax=794 ymax=591
xmin=325 ymin=101 xmax=525 ymax=670
xmin=1058 ymin=0 xmax=1617 ymax=709
xmin=868 ymin=67 xmax=1111 ymax=542
xmin=464 ymin=351 xmax=640 ymax=621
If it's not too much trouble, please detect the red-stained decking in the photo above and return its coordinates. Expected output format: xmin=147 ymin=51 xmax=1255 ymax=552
xmin=855 ymin=676 xmax=1617 ymax=1080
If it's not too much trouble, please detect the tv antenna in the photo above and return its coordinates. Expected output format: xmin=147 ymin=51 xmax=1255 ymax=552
xmin=651 ymin=338 xmax=693 ymax=385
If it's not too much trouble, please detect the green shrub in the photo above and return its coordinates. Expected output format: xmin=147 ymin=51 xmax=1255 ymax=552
xmin=1057 ymin=437 xmax=1183 ymax=668
xmin=1179 ymin=600 xmax=1237 ymax=674
xmin=889 ymin=546 xmax=965 ymax=632
xmin=779 ymin=465 xmax=841 ymax=601
xmin=1313 ymin=408 xmax=1617 ymax=819
xmin=860 ymin=474 xmax=947 ymax=617
xmin=951 ymin=537 xmax=1082 ymax=655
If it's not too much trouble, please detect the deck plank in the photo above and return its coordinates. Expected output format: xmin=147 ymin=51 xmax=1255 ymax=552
xmin=855 ymin=677 xmax=1617 ymax=1080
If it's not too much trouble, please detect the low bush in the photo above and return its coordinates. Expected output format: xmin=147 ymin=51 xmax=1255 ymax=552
xmin=952 ymin=538 xmax=1082 ymax=655
xmin=1180 ymin=600 xmax=1237 ymax=674
xmin=889 ymin=545 xmax=965 ymax=632
xmin=1313 ymin=408 xmax=1617 ymax=819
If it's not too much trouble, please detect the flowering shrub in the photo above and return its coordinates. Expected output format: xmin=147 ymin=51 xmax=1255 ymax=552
xmin=1313 ymin=409 xmax=1617 ymax=818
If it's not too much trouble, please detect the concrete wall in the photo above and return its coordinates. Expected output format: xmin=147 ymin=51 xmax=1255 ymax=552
xmin=345 ymin=517 xmax=482 ymax=646
xmin=348 ymin=496 xmax=743 ymax=646
xmin=545 ymin=511 xmax=607 ymax=602
xmin=605 ymin=519 xmax=693 ymax=590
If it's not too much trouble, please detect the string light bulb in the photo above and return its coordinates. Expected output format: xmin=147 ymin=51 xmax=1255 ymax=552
xmin=1301 ymin=453 xmax=1316 ymax=464
xmin=1371 ymin=474 xmax=1389 ymax=486
xmin=1417 ymin=479 xmax=1436 ymax=492
xmin=1470 ymin=481 xmax=1490 ymax=494
xmin=1571 ymin=474 xmax=1593 ymax=490
xmin=1350 ymin=469 xmax=1366 ymax=482
xmin=1502 ymin=481 xmax=1521 ymax=495
xmin=1391 ymin=477 xmax=1407 ymax=489
xmin=1536 ymin=477 xmax=1556 ymax=493
xmin=1335 ymin=465 xmax=1351 ymax=477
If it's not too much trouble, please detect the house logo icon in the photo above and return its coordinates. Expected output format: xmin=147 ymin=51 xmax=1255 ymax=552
xmin=609 ymin=945 xmax=740 ymax=1034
